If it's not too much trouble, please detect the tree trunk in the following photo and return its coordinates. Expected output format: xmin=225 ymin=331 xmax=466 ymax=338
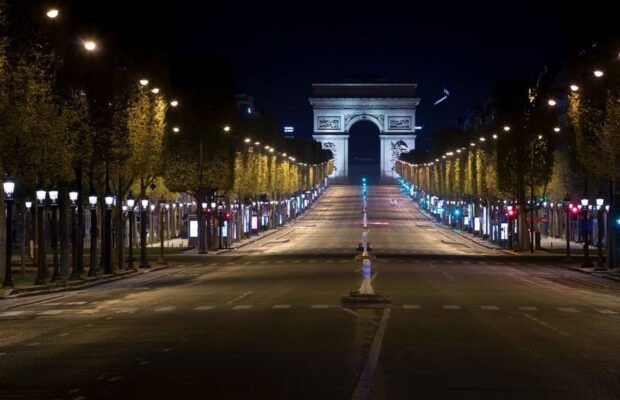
xmin=59 ymin=183 xmax=70 ymax=277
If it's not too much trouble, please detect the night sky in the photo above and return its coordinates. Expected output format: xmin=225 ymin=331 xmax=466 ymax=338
xmin=69 ymin=1 xmax=616 ymax=147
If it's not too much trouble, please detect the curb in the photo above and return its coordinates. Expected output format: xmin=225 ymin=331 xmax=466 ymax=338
xmin=2 ymin=265 xmax=170 ymax=300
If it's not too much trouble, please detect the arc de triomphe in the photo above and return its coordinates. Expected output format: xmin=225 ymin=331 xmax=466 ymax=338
xmin=310 ymin=83 xmax=419 ymax=184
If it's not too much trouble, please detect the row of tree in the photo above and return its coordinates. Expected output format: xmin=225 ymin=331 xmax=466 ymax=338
xmin=398 ymin=37 xmax=620 ymax=262
xmin=0 ymin=1 xmax=332 ymax=280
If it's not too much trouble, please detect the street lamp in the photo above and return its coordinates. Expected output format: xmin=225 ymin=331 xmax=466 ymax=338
xmin=217 ymin=201 xmax=224 ymax=249
xmin=35 ymin=189 xmax=48 ymax=284
xmin=68 ymin=190 xmax=81 ymax=279
xmin=158 ymin=200 xmax=168 ymax=265
xmin=87 ymin=193 xmax=98 ymax=276
xmin=103 ymin=193 xmax=114 ymax=274
xmin=581 ymin=198 xmax=593 ymax=268
xmin=2 ymin=176 xmax=15 ymax=287
xmin=46 ymin=9 xmax=59 ymax=18
xmin=83 ymin=40 xmax=97 ymax=52
xmin=49 ymin=189 xmax=61 ymax=281
xmin=561 ymin=198 xmax=571 ymax=261
xmin=126 ymin=193 xmax=136 ymax=270
xmin=595 ymin=197 xmax=606 ymax=271
xmin=140 ymin=197 xmax=150 ymax=268
xmin=199 ymin=201 xmax=208 ymax=254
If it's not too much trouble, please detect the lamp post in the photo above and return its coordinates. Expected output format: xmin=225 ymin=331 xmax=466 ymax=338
xmin=69 ymin=190 xmax=80 ymax=279
xmin=140 ymin=197 xmax=150 ymax=268
xmin=126 ymin=193 xmax=135 ymax=270
xmin=35 ymin=189 xmax=48 ymax=285
xmin=49 ymin=189 xmax=61 ymax=281
xmin=595 ymin=197 xmax=606 ymax=271
xmin=103 ymin=193 xmax=113 ymax=274
xmin=2 ymin=176 xmax=15 ymax=287
xmin=564 ymin=196 xmax=572 ymax=262
xmin=23 ymin=200 xmax=32 ymax=276
xmin=88 ymin=194 xmax=98 ymax=276
xmin=199 ymin=201 xmax=207 ymax=254
xmin=217 ymin=201 xmax=224 ymax=249
xmin=581 ymin=198 xmax=594 ymax=268
xmin=158 ymin=200 xmax=167 ymax=265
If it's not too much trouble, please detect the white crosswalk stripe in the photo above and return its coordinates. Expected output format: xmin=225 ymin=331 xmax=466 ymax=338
xmin=518 ymin=306 xmax=538 ymax=311
xmin=232 ymin=305 xmax=253 ymax=310
xmin=596 ymin=309 xmax=618 ymax=315
xmin=0 ymin=311 xmax=27 ymax=317
xmin=480 ymin=306 xmax=500 ymax=311
xmin=154 ymin=306 xmax=176 ymax=312
xmin=194 ymin=306 xmax=216 ymax=311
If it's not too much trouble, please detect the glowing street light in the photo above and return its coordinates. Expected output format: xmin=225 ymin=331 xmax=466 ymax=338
xmin=570 ymin=84 xmax=579 ymax=92
xmin=173 ymin=127 xmax=180 ymax=133
xmin=554 ymin=127 xmax=561 ymax=132
xmin=503 ymin=126 xmax=511 ymax=132
xmin=244 ymin=138 xmax=251 ymax=143
xmin=170 ymin=100 xmax=178 ymax=107
xmin=46 ymin=9 xmax=59 ymax=18
xmin=83 ymin=40 xmax=97 ymax=51
xmin=139 ymin=79 xmax=149 ymax=86
xmin=223 ymin=126 xmax=231 ymax=132
xmin=548 ymin=99 xmax=557 ymax=106
xmin=594 ymin=70 xmax=604 ymax=78
xmin=151 ymin=87 xmax=160 ymax=94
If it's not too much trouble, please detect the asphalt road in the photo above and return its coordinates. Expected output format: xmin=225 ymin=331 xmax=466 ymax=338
xmin=1 ymin=185 xmax=620 ymax=399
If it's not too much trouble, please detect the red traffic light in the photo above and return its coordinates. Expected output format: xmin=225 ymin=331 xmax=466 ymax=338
xmin=570 ymin=205 xmax=580 ymax=215
xmin=224 ymin=212 xmax=230 ymax=220
xmin=506 ymin=205 xmax=516 ymax=219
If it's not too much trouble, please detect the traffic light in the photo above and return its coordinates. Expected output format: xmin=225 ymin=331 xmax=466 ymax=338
xmin=453 ymin=208 xmax=461 ymax=217
xmin=224 ymin=212 xmax=231 ymax=221
xmin=506 ymin=205 xmax=516 ymax=219
xmin=570 ymin=204 xmax=580 ymax=219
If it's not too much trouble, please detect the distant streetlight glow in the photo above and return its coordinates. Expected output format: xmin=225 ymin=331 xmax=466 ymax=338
xmin=594 ymin=70 xmax=604 ymax=78
xmin=83 ymin=40 xmax=97 ymax=51
xmin=244 ymin=138 xmax=251 ymax=143
xmin=151 ymin=88 xmax=160 ymax=94
xmin=538 ymin=134 xmax=543 ymax=140
xmin=492 ymin=134 xmax=498 ymax=139
xmin=503 ymin=126 xmax=511 ymax=132
xmin=139 ymin=79 xmax=149 ymax=86
xmin=548 ymin=99 xmax=557 ymax=106
xmin=554 ymin=127 xmax=561 ymax=132
xmin=173 ymin=127 xmax=180 ymax=133
xmin=223 ymin=126 xmax=231 ymax=132
xmin=46 ymin=9 xmax=59 ymax=18
xmin=570 ymin=84 xmax=579 ymax=92
xmin=170 ymin=100 xmax=178 ymax=107
xmin=479 ymin=137 xmax=486 ymax=142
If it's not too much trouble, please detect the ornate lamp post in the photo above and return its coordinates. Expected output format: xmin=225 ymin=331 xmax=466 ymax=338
xmin=103 ymin=193 xmax=114 ymax=274
xmin=126 ymin=193 xmax=136 ymax=270
xmin=140 ymin=197 xmax=150 ymax=268
xmin=595 ymin=197 xmax=606 ymax=271
xmin=35 ymin=189 xmax=48 ymax=285
xmin=564 ymin=196 xmax=572 ymax=262
xmin=581 ymin=198 xmax=594 ymax=268
xmin=199 ymin=201 xmax=208 ymax=254
xmin=158 ymin=199 xmax=167 ymax=265
xmin=2 ymin=176 xmax=15 ymax=288
xmin=23 ymin=200 xmax=32 ymax=276
xmin=88 ymin=193 xmax=98 ymax=276
xmin=69 ymin=190 xmax=80 ymax=279
xmin=49 ymin=189 xmax=61 ymax=281
xmin=217 ymin=201 xmax=224 ymax=249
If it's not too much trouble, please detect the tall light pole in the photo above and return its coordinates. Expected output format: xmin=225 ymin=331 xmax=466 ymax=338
xmin=2 ymin=176 xmax=15 ymax=288
xmin=69 ymin=190 xmax=80 ymax=279
xmin=595 ymin=197 xmax=606 ymax=271
xmin=35 ymin=189 xmax=48 ymax=285
xmin=126 ymin=193 xmax=135 ymax=270
xmin=140 ymin=197 xmax=150 ymax=268
xmin=158 ymin=199 xmax=167 ymax=265
xmin=564 ymin=196 xmax=572 ymax=262
xmin=199 ymin=201 xmax=207 ymax=254
xmin=49 ymin=189 xmax=61 ymax=281
xmin=88 ymin=193 xmax=98 ymax=276
xmin=103 ymin=193 xmax=114 ymax=274
xmin=217 ymin=201 xmax=224 ymax=249
xmin=23 ymin=200 xmax=32 ymax=276
xmin=581 ymin=198 xmax=594 ymax=268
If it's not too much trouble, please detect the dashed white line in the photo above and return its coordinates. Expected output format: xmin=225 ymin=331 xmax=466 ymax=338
xmin=402 ymin=305 xmax=421 ymax=310
xmin=227 ymin=291 xmax=254 ymax=305
xmin=0 ymin=311 xmax=27 ymax=317
xmin=442 ymin=305 xmax=461 ymax=310
xmin=59 ymin=332 xmax=70 ymax=337
xmin=108 ymin=376 xmax=122 ymax=382
xmin=596 ymin=309 xmax=619 ymax=315
xmin=310 ymin=304 xmax=329 ymax=309
xmin=272 ymin=305 xmax=291 ymax=309
xmin=194 ymin=306 xmax=216 ymax=311
xmin=66 ymin=302 xmax=88 ymax=306
xmin=232 ymin=305 xmax=253 ymax=310
xmin=139 ymin=360 xmax=150 ymax=366
xmin=518 ymin=306 xmax=539 ymax=311
xmin=480 ymin=306 xmax=500 ymax=311
xmin=38 ymin=309 xmax=71 ymax=316
xmin=558 ymin=307 xmax=580 ymax=313
xmin=154 ymin=306 xmax=176 ymax=312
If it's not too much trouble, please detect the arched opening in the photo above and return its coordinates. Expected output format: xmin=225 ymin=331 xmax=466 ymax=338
xmin=348 ymin=120 xmax=381 ymax=184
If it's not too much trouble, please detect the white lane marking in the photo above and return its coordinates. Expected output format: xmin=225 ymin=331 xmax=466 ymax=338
xmin=108 ymin=376 xmax=122 ymax=382
xmin=480 ymin=306 xmax=500 ymax=311
xmin=341 ymin=308 xmax=380 ymax=327
xmin=38 ymin=309 xmax=71 ymax=316
xmin=194 ymin=306 xmax=216 ymax=311
xmin=0 ymin=311 xmax=27 ymax=317
xmin=59 ymin=332 xmax=70 ymax=337
xmin=226 ymin=262 xmax=235 ymax=265
xmin=66 ymin=301 xmax=88 ymax=305
xmin=154 ymin=306 xmax=176 ymax=312
xmin=340 ymin=260 xmax=349 ymax=263
xmin=115 ymin=308 xmax=139 ymax=314
xmin=28 ymin=342 xmax=41 ymax=346
xmin=276 ymin=261 xmax=284 ymax=264
xmin=558 ymin=307 xmax=580 ymax=313
xmin=402 ymin=305 xmax=421 ymax=310
xmin=522 ymin=313 xmax=569 ymax=337
xmin=442 ymin=272 xmax=455 ymax=280
xmin=0 ymin=352 xmax=6 ymax=356
xmin=371 ymin=272 xmax=378 ymax=282
xmin=140 ymin=360 xmax=150 ymax=366
xmin=442 ymin=305 xmax=461 ymax=310
xmin=78 ymin=309 xmax=100 ymax=314
xmin=243 ymin=261 xmax=252 ymax=265
xmin=96 ymin=374 xmax=106 ymax=381
xmin=209 ymin=262 xmax=219 ymax=266
xmin=309 ymin=260 xmax=317 ymax=263
xmin=227 ymin=291 xmax=254 ymax=305
xmin=293 ymin=260 xmax=301 ymax=263
xmin=518 ymin=306 xmax=538 ymax=311
xmin=596 ymin=309 xmax=619 ymax=315
xmin=351 ymin=308 xmax=391 ymax=400
xmin=68 ymin=388 xmax=80 ymax=395
xmin=232 ymin=305 xmax=253 ymax=310
xmin=462 ymin=261 xmax=471 ymax=264
xmin=259 ymin=261 xmax=268 ymax=264
xmin=272 ymin=305 xmax=291 ymax=309
xmin=325 ymin=260 xmax=334 ymax=263
xmin=310 ymin=304 xmax=329 ymax=309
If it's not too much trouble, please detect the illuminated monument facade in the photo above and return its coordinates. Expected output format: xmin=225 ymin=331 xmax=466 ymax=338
xmin=310 ymin=82 xmax=419 ymax=183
